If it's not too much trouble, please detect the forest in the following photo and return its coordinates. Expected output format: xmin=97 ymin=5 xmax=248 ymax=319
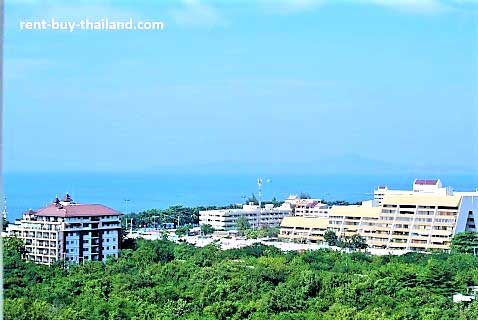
xmin=4 ymin=236 xmax=478 ymax=320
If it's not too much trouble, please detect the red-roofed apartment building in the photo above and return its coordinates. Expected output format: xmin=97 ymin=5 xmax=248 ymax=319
xmin=8 ymin=194 xmax=122 ymax=265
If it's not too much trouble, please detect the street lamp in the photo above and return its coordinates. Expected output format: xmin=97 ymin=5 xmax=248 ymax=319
xmin=152 ymin=215 xmax=160 ymax=230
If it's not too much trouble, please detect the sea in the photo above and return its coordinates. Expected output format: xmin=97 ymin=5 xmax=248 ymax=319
xmin=3 ymin=172 xmax=478 ymax=221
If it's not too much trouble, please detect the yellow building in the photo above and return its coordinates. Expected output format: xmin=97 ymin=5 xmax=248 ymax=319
xmin=279 ymin=180 xmax=478 ymax=251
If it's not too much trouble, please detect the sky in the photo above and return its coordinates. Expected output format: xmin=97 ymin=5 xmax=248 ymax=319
xmin=4 ymin=0 xmax=478 ymax=175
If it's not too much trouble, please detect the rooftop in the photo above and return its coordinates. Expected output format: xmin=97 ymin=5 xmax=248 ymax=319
xmin=29 ymin=194 xmax=121 ymax=218
xmin=34 ymin=203 xmax=121 ymax=218
xmin=382 ymin=194 xmax=461 ymax=207
xmin=414 ymin=179 xmax=439 ymax=185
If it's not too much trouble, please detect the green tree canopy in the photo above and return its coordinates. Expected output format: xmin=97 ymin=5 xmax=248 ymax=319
xmin=349 ymin=234 xmax=368 ymax=251
xmin=236 ymin=216 xmax=251 ymax=235
xmin=4 ymin=233 xmax=478 ymax=319
xmin=175 ymin=224 xmax=192 ymax=237
xmin=452 ymin=232 xmax=478 ymax=254
xmin=324 ymin=230 xmax=339 ymax=246
xmin=200 ymin=224 xmax=215 ymax=236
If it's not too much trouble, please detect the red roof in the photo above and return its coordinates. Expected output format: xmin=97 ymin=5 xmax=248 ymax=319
xmin=414 ymin=179 xmax=439 ymax=185
xmin=34 ymin=203 xmax=121 ymax=218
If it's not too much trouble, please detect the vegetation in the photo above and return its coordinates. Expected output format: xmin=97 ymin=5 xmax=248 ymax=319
xmin=323 ymin=230 xmax=368 ymax=251
xmin=122 ymin=200 xmax=364 ymax=232
xmin=324 ymin=230 xmax=339 ymax=246
xmin=299 ymin=192 xmax=311 ymax=199
xmin=175 ymin=224 xmax=192 ymax=237
xmin=3 ymin=216 xmax=9 ymax=231
xmin=236 ymin=216 xmax=251 ymax=236
xmin=4 ymin=236 xmax=478 ymax=320
xmin=452 ymin=232 xmax=478 ymax=255
xmin=244 ymin=227 xmax=280 ymax=239
xmin=235 ymin=216 xmax=278 ymax=239
xmin=345 ymin=234 xmax=368 ymax=251
xmin=123 ymin=205 xmax=242 ymax=229
xmin=246 ymin=193 xmax=259 ymax=205
xmin=200 ymin=224 xmax=215 ymax=236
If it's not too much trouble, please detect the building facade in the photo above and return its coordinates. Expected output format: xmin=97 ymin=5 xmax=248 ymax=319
xmin=280 ymin=180 xmax=478 ymax=251
xmin=284 ymin=196 xmax=330 ymax=217
xmin=8 ymin=194 xmax=122 ymax=265
xmin=199 ymin=203 xmax=292 ymax=231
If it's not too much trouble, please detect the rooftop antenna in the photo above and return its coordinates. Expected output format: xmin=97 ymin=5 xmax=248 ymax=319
xmin=2 ymin=196 xmax=7 ymax=227
xmin=124 ymin=199 xmax=131 ymax=215
xmin=256 ymin=178 xmax=271 ymax=228
xmin=257 ymin=178 xmax=263 ymax=207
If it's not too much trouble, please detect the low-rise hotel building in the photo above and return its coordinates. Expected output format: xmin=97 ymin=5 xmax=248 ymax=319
xmin=284 ymin=196 xmax=330 ymax=217
xmin=7 ymin=194 xmax=122 ymax=265
xmin=199 ymin=203 xmax=292 ymax=231
xmin=280 ymin=179 xmax=478 ymax=251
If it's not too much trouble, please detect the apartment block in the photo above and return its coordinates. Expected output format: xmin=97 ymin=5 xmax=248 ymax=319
xmin=279 ymin=180 xmax=478 ymax=251
xmin=284 ymin=196 xmax=330 ymax=217
xmin=8 ymin=194 xmax=122 ymax=265
xmin=199 ymin=203 xmax=292 ymax=231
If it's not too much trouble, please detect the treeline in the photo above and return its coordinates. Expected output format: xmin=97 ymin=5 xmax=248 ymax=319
xmin=122 ymin=204 xmax=242 ymax=228
xmin=122 ymin=198 xmax=361 ymax=230
xmin=4 ymin=237 xmax=478 ymax=319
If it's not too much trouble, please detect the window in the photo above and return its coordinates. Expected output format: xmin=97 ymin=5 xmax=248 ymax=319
xmin=112 ymin=246 xmax=116 ymax=250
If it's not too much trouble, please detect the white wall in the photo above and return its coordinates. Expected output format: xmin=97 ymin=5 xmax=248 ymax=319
xmin=455 ymin=195 xmax=478 ymax=234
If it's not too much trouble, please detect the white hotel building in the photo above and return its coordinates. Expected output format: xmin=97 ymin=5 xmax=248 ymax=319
xmin=8 ymin=194 xmax=121 ymax=265
xmin=280 ymin=179 xmax=478 ymax=251
xmin=199 ymin=203 xmax=292 ymax=231
xmin=284 ymin=196 xmax=330 ymax=217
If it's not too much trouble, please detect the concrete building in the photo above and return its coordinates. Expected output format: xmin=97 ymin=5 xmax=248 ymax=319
xmin=373 ymin=179 xmax=450 ymax=206
xmin=284 ymin=196 xmax=330 ymax=217
xmin=199 ymin=203 xmax=292 ymax=231
xmin=7 ymin=194 xmax=122 ymax=265
xmin=279 ymin=180 xmax=478 ymax=251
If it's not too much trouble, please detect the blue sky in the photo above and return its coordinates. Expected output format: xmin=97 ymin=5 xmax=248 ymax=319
xmin=4 ymin=0 xmax=478 ymax=175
